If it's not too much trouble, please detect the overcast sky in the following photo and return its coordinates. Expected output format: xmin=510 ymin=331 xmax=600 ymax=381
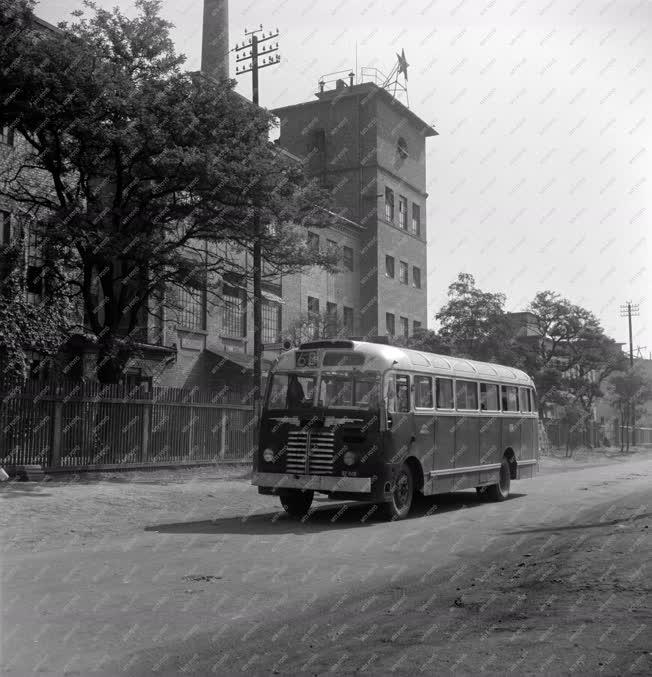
xmin=38 ymin=0 xmax=651 ymax=355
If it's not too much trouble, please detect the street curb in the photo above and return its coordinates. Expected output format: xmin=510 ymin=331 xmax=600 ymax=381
xmin=2 ymin=461 xmax=251 ymax=482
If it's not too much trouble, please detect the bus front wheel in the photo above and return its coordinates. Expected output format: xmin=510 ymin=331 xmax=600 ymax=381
xmin=280 ymin=490 xmax=314 ymax=518
xmin=479 ymin=457 xmax=511 ymax=501
xmin=382 ymin=463 xmax=414 ymax=521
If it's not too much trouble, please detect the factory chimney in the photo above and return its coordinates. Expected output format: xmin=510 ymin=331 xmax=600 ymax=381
xmin=201 ymin=0 xmax=229 ymax=80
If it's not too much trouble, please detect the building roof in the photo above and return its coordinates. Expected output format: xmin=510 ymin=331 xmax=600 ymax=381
xmin=272 ymin=82 xmax=438 ymax=138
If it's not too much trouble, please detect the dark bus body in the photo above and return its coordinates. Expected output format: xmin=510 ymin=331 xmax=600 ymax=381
xmin=252 ymin=340 xmax=538 ymax=520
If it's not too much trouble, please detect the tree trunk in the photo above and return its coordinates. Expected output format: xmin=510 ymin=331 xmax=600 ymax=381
xmin=96 ymin=335 xmax=131 ymax=384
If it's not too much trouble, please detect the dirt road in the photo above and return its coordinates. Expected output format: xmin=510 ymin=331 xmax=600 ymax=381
xmin=1 ymin=455 xmax=650 ymax=676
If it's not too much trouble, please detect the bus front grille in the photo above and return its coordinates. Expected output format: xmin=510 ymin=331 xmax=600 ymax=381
xmin=286 ymin=429 xmax=335 ymax=476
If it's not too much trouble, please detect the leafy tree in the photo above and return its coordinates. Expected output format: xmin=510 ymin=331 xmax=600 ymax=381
xmin=607 ymin=368 xmax=652 ymax=452
xmin=432 ymin=273 xmax=518 ymax=363
xmin=0 ymin=0 xmax=336 ymax=383
xmin=403 ymin=328 xmax=448 ymax=354
xmin=0 ymin=237 xmax=71 ymax=383
xmin=521 ymin=291 xmax=626 ymax=421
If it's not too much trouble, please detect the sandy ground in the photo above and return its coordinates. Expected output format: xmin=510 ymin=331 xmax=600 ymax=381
xmin=1 ymin=450 xmax=651 ymax=676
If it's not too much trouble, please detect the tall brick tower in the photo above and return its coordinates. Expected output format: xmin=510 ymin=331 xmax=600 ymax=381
xmin=273 ymin=73 xmax=436 ymax=340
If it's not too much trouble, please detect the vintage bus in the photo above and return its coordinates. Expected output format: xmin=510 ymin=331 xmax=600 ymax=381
xmin=252 ymin=339 xmax=538 ymax=520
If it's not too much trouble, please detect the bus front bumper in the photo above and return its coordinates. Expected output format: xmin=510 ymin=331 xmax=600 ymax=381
xmin=252 ymin=472 xmax=372 ymax=494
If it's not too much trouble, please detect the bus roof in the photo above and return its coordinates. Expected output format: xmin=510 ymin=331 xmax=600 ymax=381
xmin=273 ymin=339 xmax=535 ymax=388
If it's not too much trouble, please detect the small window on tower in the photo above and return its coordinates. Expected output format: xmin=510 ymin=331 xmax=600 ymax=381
xmin=385 ymin=187 xmax=394 ymax=223
xmin=342 ymin=246 xmax=354 ymax=271
xmin=397 ymin=137 xmax=408 ymax=160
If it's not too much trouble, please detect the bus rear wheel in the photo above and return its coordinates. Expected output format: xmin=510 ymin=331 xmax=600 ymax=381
xmin=482 ymin=457 xmax=511 ymax=501
xmin=382 ymin=463 xmax=414 ymax=521
xmin=280 ymin=489 xmax=314 ymax=518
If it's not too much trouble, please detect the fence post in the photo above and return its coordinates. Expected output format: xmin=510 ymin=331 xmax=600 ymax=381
xmin=50 ymin=400 xmax=63 ymax=469
xmin=219 ymin=409 xmax=227 ymax=460
xmin=141 ymin=401 xmax=151 ymax=463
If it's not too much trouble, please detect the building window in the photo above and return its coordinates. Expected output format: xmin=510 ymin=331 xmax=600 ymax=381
xmin=412 ymin=204 xmax=421 ymax=236
xmin=326 ymin=238 xmax=338 ymax=255
xmin=307 ymin=296 xmax=320 ymax=315
xmin=385 ymin=255 xmax=395 ymax=278
xmin=262 ymin=301 xmax=281 ymax=344
xmin=0 ymin=211 xmax=10 ymax=244
xmin=312 ymin=129 xmax=326 ymax=154
xmin=385 ymin=187 xmax=394 ymax=223
xmin=26 ymin=265 xmax=44 ymax=295
xmin=307 ymin=231 xmax=320 ymax=252
xmin=398 ymin=195 xmax=408 ymax=229
xmin=0 ymin=126 xmax=14 ymax=146
xmin=397 ymin=137 xmax=409 ymax=160
xmin=385 ymin=312 xmax=395 ymax=335
xmin=413 ymin=266 xmax=421 ymax=289
xmin=325 ymin=301 xmax=338 ymax=338
xmin=399 ymin=261 xmax=408 ymax=285
xmin=179 ymin=285 xmax=206 ymax=331
xmin=222 ymin=274 xmax=245 ymax=337
xmin=413 ymin=320 xmax=422 ymax=333
xmin=342 ymin=245 xmax=353 ymax=271
xmin=343 ymin=306 xmax=354 ymax=333
xmin=400 ymin=316 xmax=409 ymax=338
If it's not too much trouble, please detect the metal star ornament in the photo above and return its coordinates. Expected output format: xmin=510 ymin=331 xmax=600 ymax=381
xmin=397 ymin=49 xmax=409 ymax=81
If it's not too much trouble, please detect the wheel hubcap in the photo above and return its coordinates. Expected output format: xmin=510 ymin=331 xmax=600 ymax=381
xmin=395 ymin=472 xmax=410 ymax=508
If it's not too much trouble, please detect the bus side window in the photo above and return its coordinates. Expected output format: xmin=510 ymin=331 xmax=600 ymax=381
xmin=414 ymin=375 xmax=433 ymax=408
xmin=436 ymin=378 xmax=454 ymax=409
xmin=395 ymin=375 xmax=410 ymax=412
xmin=386 ymin=375 xmax=396 ymax=413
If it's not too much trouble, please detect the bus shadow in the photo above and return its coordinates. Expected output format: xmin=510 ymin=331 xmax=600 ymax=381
xmin=144 ymin=492 xmax=527 ymax=536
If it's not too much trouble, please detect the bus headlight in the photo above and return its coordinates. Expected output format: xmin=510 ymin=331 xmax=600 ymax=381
xmin=262 ymin=448 xmax=275 ymax=462
xmin=343 ymin=451 xmax=357 ymax=466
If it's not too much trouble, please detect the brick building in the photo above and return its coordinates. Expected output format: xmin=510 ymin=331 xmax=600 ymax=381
xmin=274 ymin=76 xmax=437 ymax=341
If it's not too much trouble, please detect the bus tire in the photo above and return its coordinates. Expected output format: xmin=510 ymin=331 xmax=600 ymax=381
xmin=280 ymin=490 xmax=314 ymax=518
xmin=485 ymin=457 xmax=511 ymax=501
xmin=381 ymin=463 xmax=414 ymax=521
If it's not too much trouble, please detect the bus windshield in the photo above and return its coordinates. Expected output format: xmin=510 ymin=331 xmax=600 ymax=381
xmin=265 ymin=371 xmax=381 ymax=410
xmin=267 ymin=373 xmax=316 ymax=409
xmin=318 ymin=372 xmax=380 ymax=409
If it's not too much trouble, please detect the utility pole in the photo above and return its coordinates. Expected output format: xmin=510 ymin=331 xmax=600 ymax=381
xmin=619 ymin=301 xmax=640 ymax=448
xmin=235 ymin=26 xmax=280 ymax=421
xmin=619 ymin=302 xmax=639 ymax=368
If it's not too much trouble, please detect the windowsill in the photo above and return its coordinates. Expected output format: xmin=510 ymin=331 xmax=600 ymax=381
xmin=177 ymin=325 xmax=208 ymax=335
xmin=381 ymin=217 xmax=425 ymax=241
xmin=220 ymin=335 xmax=247 ymax=342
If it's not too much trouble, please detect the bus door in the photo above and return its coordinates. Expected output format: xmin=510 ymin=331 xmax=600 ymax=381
xmin=385 ymin=373 xmax=416 ymax=463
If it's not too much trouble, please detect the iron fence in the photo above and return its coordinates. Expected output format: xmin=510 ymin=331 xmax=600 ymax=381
xmin=0 ymin=380 xmax=256 ymax=470
xmin=541 ymin=419 xmax=652 ymax=453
